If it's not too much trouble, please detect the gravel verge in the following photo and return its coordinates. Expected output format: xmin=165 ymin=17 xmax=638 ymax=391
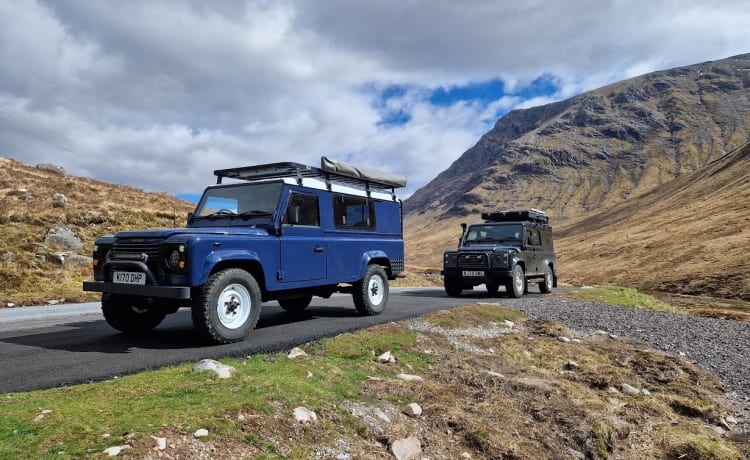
xmin=498 ymin=294 xmax=750 ymax=434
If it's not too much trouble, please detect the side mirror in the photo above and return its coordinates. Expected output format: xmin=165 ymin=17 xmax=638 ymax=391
xmin=286 ymin=206 xmax=300 ymax=225
xmin=459 ymin=223 xmax=467 ymax=246
xmin=187 ymin=212 xmax=193 ymax=225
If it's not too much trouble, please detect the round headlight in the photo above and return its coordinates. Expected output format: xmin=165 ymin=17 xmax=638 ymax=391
xmin=168 ymin=250 xmax=181 ymax=268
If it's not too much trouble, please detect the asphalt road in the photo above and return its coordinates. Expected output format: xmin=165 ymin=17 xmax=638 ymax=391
xmin=0 ymin=287 xmax=521 ymax=394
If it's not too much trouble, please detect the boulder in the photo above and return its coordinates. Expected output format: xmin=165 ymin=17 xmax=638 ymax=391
xmin=52 ymin=193 xmax=67 ymax=208
xmin=36 ymin=163 xmax=65 ymax=175
xmin=390 ymin=436 xmax=421 ymax=460
xmin=45 ymin=227 xmax=84 ymax=253
xmin=193 ymin=359 xmax=235 ymax=379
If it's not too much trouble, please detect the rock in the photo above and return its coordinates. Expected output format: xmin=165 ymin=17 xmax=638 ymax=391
xmin=719 ymin=417 xmax=733 ymax=431
xmin=396 ymin=373 xmax=424 ymax=382
xmin=390 ymin=436 xmax=421 ymax=460
xmin=193 ymin=359 xmax=235 ymax=379
xmin=151 ymin=436 xmax=167 ymax=450
xmin=103 ymin=445 xmax=131 ymax=456
xmin=307 ymin=371 xmax=313 ymax=379
xmin=482 ymin=370 xmax=505 ymax=379
xmin=404 ymin=403 xmax=422 ymax=417
xmin=558 ymin=336 xmax=571 ymax=343
xmin=46 ymin=252 xmax=67 ymax=265
xmin=5 ymin=302 xmax=16 ymax=308
xmin=293 ymin=406 xmax=317 ymax=424
xmin=47 ymin=300 xmax=61 ymax=306
xmin=287 ymin=347 xmax=308 ymax=359
xmin=621 ymin=383 xmax=641 ymax=395
xmin=33 ymin=409 xmax=53 ymax=422
xmin=2 ymin=251 xmax=15 ymax=261
xmin=52 ymin=193 xmax=67 ymax=208
xmin=565 ymin=360 xmax=579 ymax=370
xmin=461 ymin=453 xmax=472 ymax=459
xmin=503 ymin=320 xmax=515 ymax=328
xmin=193 ymin=428 xmax=209 ymax=438
xmin=640 ymin=389 xmax=651 ymax=396
xmin=36 ymin=163 xmax=66 ymax=175
xmin=378 ymin=351 xmax=396 ymax=364
xmin=726 ymin=415 xmax=738 ymax=425
xmin=44 ymin=227 xmax=84 ymax=253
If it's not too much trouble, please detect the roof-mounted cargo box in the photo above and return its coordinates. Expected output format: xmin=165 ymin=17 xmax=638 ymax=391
xmin=482 ymin=208 xmax=549 ymax=224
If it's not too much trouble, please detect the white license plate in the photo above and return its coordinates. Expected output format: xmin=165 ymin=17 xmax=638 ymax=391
xmin=462 ymin=270 xmax=485 ymax=277
xmin=113 ymin=271 xmax=146 ymax=285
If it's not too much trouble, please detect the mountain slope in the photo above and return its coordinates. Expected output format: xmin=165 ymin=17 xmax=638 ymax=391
xmin=555 ymin=141 xmax=749 ymax=300
xmin=405 ymin=53 xmax=750 ymax=220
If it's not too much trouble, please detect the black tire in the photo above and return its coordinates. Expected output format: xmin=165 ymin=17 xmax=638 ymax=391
xmin=101 ymin=294 xmax=166 ymax=335
xmin=353 ymin=265 xmax=389 ymax=315
xmin=278 ymin=295 xmax=313 ymax=312
xmin=444 ymin=275 xmax=463 ymax=297
xmin=192 ymin=268 xmax=262 ymax=344
xmin=505 ymin=265 xmax=525 ymax=298
xmin=486 ymin=280 xmax=500 ymax=295
xmin=539 ymin=266 xmax=553 ymax=294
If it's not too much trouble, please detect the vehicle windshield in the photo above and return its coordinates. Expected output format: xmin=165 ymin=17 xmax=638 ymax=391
xmin=463 ymin=224 xmax=522 ymax=245
xmin=193 ymin=182 xmax=283 ymax=218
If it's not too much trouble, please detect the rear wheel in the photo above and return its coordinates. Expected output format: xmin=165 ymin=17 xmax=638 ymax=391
xmin=539 ymin=266 xmax=553 ymax=294
xmin=444 ymin=276 xmax=463 ymax=297
xmin=192 ymin=268 xmax=262 ymax=344
xmin=278 ymin=295 xmax=313 ymax=313
xmin=505 ymin=265 xmax=525 ymax=298
xmin=353 ymin=265 xmax=389 ymax=315
xmin=101 ymin=294 xmax=166 ymax=335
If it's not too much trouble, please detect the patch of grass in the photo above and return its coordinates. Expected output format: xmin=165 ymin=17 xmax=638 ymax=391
xmin=424 ymin=303 xmax=526 ymax=329
xmin=562 ymin=285 xmax=687 ymax=314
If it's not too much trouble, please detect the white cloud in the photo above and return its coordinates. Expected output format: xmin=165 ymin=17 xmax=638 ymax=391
xmin=0 ymin=0 xmax=748 ymax=200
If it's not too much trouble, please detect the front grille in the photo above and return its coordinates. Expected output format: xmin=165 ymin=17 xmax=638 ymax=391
xmin=458 ymin=253 xmax=489 ymax=269
xmin=112 ymin=238 xmax=162 ymax=274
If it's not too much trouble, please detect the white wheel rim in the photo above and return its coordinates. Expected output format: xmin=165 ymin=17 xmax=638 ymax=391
xmin=513 ymin=268 xmax=524 ymax=294
xmin=217 ymin=283 xmax=251 ymax=329
xmin=545 ymin=270 xmax=553 ymax=290
xmin=368 ymin=274 xmax=385 ymax=306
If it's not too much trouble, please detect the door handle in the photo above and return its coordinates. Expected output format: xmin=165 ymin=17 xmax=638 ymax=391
xmin=314 ymin=246 xmax=325 ymax=253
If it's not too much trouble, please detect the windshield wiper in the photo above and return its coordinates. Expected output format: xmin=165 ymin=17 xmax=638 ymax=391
xmin=237 ymin=210 xmax=272 ymax=217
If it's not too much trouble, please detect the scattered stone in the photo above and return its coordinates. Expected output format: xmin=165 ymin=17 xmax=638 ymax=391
xmin=396 ymin=373 xmax=424 ymax=382
xmin=151 ymin=436 xmax=167 ymax=450
xmin=621 ymin=383 xmax=640 ymax=395
xmin=47 ymin=300 xmax=61 ymax=306
xmin=101 ymin=433 xmax=111 ymax=439
xmin=378 ymin=350 xmax=396 ymax=364
xmin=403 ymin=403 xmax=422 ymax=417
xmin=103 ymin=445 xmax=131 ymax=456
xmin=608 ymin=334 xmax=618 ymax=340
xmin=390 ymin=436 xmax=421 ymax=460
xmin=33 ymin=409 xmax=53 ymax=423
xmin=558 ymin=336 xmax=571 ymax=343
xmin=503 ymin=320 xmax=515 ymax=328
xmin=2 ymin=251 xmax=15 ymax=261
xmin=5 ymin=302 xmax=16 ymax=308
xmin=595 ymin=330 xmax=608 ymax=335
xmin=726 ymin=415 xmax=738 ymax=425
xmin=36 ymin=163 xmax=65 ymax=175
xmin=52 ymin=193 xmax=67 ymax=208
xmin=571 ymin=338 xmax=582 ymax=343
xmin=193 ymin=359 xmax=235 ymax=379
xmin=678 ymin=352 xmax=687 ymax=357
xmin=565 ymin=360 xmax=579 ymax=370
xmin=44 ymin=227 xmax=84 ymax=253
xmin=287 ymin=347 xmax=307 ymax=359
xmin=719 ymin=417 xmax=733 ymax=431
xmin=193 ymin=428 xmax=209 ymax=438
xmin=306 ymin=371 xmax=313 ymax=379
xmin=640 ymin=389 xmax=651 ymax=396
xmin=460 ymin=453 xmax=472 ymax=459
xmin=293 ymin=406 xmax=317 ymax=424
xmin=482 ymin=370 xmax=505 ymax=379
xmin=607 ymin=386 xmax=620 ymax=393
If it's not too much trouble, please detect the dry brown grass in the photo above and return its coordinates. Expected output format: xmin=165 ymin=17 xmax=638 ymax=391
xmin=0 ymin=157 xmax=194 ymax=306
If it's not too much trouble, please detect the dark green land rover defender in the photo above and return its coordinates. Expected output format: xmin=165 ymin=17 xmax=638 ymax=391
xmin=441 ymin=208 xmax=557 ymax=298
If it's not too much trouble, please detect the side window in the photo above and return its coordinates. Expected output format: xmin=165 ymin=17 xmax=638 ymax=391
xmin=286 ymin=193 xmax=319 ymax=226
xmin=333 ymin=194 xmax=376 ymax=230
xmin=526 ymin=229 xmax=541 ymax=246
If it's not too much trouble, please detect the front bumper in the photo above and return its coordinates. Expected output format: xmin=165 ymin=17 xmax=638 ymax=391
xmin=83 ymin=281 xmax=191 ymax=299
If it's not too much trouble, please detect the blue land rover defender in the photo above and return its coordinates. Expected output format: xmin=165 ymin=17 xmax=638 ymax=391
xmin=83 ymin=157 xmax=406 ymax=343
xmin=441 ymin=209 xmax=557 ymax=298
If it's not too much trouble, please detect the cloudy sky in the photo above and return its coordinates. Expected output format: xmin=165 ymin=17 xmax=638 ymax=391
xmin=0 ymin=0 xmax=748 ymax=200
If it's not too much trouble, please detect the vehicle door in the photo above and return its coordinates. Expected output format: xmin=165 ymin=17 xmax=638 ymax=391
xmin=280 ymin=192 xmax=326 ymax=282
xmin=524 ymin=227 xmax=542 ymax=275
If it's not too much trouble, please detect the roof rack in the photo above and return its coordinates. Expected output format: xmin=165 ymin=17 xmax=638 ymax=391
xmin=482 ymin=208 xmax=549 ymax=224
xmin=213 ymin=157 xmax=406 ymax=200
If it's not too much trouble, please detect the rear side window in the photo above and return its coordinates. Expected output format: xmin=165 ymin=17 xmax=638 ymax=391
xmin=541 ymin=230 xmax=554 ymax=249
xmin=333 ymin=194 xmax=376 ymax=230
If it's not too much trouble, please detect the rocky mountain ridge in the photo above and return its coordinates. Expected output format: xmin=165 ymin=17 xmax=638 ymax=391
xmin=405 ymin=53 xmax=750 ymax=220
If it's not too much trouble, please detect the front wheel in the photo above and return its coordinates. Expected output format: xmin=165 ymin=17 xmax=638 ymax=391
xmin=539 ymin=266 xmax=553 ymax=294
xmin=505 ymin=265 xmax=525 ymax=298
xmin=353 ymin=265 xmax=389 ymax=315
xmin=444 ymin=275 xmax=463 ymax=297
xmin=101 ymin=294 xmax=166 ymax=335
xmin=192 ymin=268 xmax=262 ymax=344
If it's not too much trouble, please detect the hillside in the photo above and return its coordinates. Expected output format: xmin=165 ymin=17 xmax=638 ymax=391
xmin=405 ymin=53 xmax=750 ymax=220
xmin=0 ymin=157 xmax=194 ymax=306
